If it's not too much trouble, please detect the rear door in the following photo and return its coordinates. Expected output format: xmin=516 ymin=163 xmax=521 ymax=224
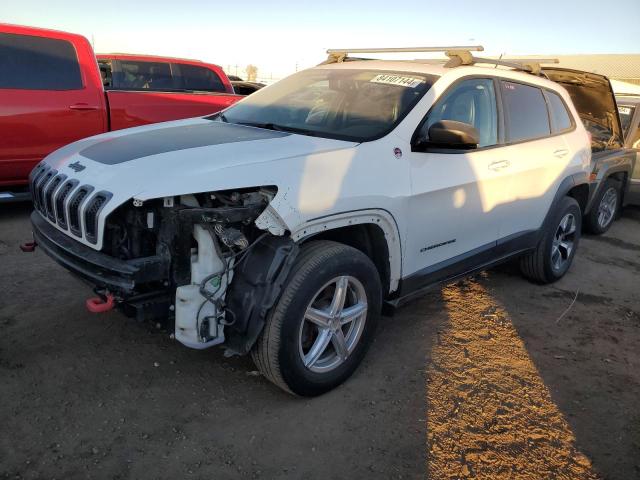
xmin=0 ymin=30 xmax=106 ymax=186
xmin=494 ymin=80 xmax=574 ymax=244
xmin=106 ymin=59 xmax=238 ymax=130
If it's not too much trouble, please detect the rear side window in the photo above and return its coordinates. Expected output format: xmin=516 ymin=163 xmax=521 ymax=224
xmin=0 ymin=33 xmax=82 ymax=90
xmin=115 ymin=60 xmax=178 ymax=91
xmin=501 ymin=81 xmax=550 ymax=142
xmin=177 ymin=64 xmax=226 ymax=92
xmin=546 ymin=91 xmax=572 ymax=132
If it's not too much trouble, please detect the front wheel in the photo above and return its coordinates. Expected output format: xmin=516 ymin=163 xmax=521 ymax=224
xmin=251 ymin=241 xmax=382 ymax=396
xmin=520 ymin=196 xmax=582 ymax=284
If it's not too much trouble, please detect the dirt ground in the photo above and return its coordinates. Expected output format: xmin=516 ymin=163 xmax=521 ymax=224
xmin=1 ymin=203 xmax=639 ymax=480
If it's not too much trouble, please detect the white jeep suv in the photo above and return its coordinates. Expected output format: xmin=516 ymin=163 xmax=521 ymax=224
xmin=29 ymin=48 xmax=591 ymax=395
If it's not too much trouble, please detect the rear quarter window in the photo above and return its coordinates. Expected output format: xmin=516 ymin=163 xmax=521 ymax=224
xmin=501 ymin=81 xmax=551 ymax=142
xmin=0 ymin=32 xmax=82 ymax=90
xmin=546 ymin=91 xmax=573 ymax=132
xmin=176 ymin=64 xmax=226 ymax=93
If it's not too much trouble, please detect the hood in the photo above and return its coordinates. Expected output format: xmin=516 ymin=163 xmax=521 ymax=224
xmin=36 ymin=117 xmax=358 ymax=249
xmin=543 ymin=68 xmax=623 ymax=151
xmin=43 ymin=117 xmax=357 ymax=199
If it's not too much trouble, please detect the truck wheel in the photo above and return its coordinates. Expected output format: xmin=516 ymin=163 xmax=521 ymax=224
xmin=251 ymin=241 xmax=381 ymax=396
xmin=520 ymin=196 xmax=581 ymax=284
xmin=584 ymin=178 xmax=620 ymax=234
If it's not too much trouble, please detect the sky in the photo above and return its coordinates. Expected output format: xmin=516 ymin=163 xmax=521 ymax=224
xmin=3 ymin=0 xmax=640 ymax=81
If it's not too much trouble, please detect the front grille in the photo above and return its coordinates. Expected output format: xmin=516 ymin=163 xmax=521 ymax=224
xmin=84 ymin=192 xmax=112 ymax=244
xmin=68 ymin=186 xmax=94 ymax=237
xmin=44 ymin=174 xmax=66 ymax=221
xmin=55 ymin=180 xmax=79 ymax=229
xmin=29 ymin=164 xmax=112 ymax=245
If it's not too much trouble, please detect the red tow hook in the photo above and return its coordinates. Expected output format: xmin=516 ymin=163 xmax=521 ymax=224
xmin=86 ymin=293 xmax=115 ymax=313
xmin=20 ymin=241 xmax=37 ymax=252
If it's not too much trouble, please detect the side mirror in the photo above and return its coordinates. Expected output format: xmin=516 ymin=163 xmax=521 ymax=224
xmin=424 ymin=120 xmax=480 ymax=150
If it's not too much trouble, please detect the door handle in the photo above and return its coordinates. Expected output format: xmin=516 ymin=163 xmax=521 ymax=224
xmin=69 ymin=103 xmax=99 ymax=111
xmin=488 ymin=160 xmax=510 ymax=171
xmin=554 ymin=149 xmax=569 ymax=158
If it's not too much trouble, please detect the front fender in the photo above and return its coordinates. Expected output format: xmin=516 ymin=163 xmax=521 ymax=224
xmin=290 ymin=209 xmax=403 ymax=293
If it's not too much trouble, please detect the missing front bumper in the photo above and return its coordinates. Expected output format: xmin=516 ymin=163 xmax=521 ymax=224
xmin=30 ymin=211 xmax=169 ymax=295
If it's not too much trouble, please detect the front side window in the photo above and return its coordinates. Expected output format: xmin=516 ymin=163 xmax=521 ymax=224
xmin=115 ymin=60 xmax=177 ymax=91
xmin=0 ymin=33 xmax=82 ymax=90
xmin=423 ymin=78 xmax=498 ymax=147
xmin=546 ymin=91 xmax=573 ymax=132
xmin=501 ymin=81 xmax=550 ymax=142
xmin=177 ymin=64 xmax=226 ymax=92
xmin=217 ymin=69 xmax=437 ymax=142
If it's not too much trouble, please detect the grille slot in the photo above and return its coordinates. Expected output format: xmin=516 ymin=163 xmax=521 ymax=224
xmin=84 ymin=192 xmax=112 ymax=244
xmin=55 ymin=180 xmax=79 ymax=229
xmin=68 ymin=186 xmax=94 ymax=237
xmin=34 ymin=169 xmax=57 ymax=216
xmin=44 ymin=174 xmax=66 ymax=221
xmin=31 ymin=166 xmax=51 ymax=212
xmin=29 ymin=164 xmax=48 ymax=207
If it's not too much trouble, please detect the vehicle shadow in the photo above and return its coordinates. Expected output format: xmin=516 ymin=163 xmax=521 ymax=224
xmin=478 ymin=220 xmax=640 ymax=480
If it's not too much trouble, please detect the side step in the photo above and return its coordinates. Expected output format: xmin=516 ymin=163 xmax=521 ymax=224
xmin=0 ymin=191 xmax=31 ymax=203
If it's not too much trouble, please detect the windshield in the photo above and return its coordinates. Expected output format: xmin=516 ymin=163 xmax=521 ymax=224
xmin=213 ymin=69 xmax=437 ymax=142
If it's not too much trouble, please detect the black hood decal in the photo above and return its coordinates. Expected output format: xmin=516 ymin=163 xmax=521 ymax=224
xmin=80 ymin=122 xmax=289 ymax=165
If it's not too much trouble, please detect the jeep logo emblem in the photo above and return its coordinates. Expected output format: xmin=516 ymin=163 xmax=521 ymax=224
xmin=68 ymin=161 xmax=86 ymax=172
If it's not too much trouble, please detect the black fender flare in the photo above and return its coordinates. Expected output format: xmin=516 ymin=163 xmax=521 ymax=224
xmin=584 ymin=151 xmax=636 ymax=213
xmin=541 ymin=172 xmax=590 ymax=234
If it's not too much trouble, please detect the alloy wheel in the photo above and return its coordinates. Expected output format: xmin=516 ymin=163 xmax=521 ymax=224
xmin=597 ymin=187 xmax=618 ymax=229
xmin=298 ymin=276 xmax=368 ymax=373
xmin=551 ymin=213 xmax=577 ymax=272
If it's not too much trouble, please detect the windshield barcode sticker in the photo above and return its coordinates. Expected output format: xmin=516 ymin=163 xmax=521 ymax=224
xmin=370 ymin=74 xmax=423 ymax=88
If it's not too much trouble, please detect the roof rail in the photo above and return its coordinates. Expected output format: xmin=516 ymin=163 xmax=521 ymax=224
xmin=322 ymin=46 xmax=484 ymax=64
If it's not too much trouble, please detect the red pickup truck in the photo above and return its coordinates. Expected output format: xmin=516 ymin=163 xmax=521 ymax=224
xmin=0 ymin=24 xmax=241 ymax=200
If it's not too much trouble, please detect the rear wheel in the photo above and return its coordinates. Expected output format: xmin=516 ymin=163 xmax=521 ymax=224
xmin=584 ymin=178 xmax=620 ymax=234
xmin=520 ymin=196 xmax=581 ymax=284
xmin=251 ymin=241 xmax=381 ymax=396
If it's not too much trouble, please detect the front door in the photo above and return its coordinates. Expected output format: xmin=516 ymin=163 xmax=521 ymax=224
xmin=403 ymin=78 xmax=509 ymax=285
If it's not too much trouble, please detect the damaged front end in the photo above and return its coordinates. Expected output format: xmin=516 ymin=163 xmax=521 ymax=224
xmin=32 ymin=186 xmax=298 ymax=355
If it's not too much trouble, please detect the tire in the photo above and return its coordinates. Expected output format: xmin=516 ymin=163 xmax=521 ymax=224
xmin=520 ymin=196 xmax=582 ymax=284
xmin=584 ymin=178 xmax=621 ymax=235
xmin=251 ymin=240 xmax=382 ymax=396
